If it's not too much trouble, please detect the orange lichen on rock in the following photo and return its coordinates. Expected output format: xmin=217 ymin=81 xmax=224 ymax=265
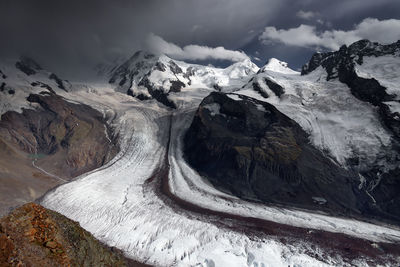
xmin=0 ymin=203 xmax=131 ymax=267
xmin=0 ymin=203 xmax=70 ymax=266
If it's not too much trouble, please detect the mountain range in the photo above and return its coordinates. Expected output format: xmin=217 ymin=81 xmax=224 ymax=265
xmin=1 ymin=39 xmax=400 ymax=266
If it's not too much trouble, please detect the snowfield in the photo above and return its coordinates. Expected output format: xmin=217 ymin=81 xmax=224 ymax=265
xmin=355 ymin=55 xmax=400 ymax=99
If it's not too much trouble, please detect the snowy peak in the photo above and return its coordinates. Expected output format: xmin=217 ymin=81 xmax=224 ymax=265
xmin=1 ymin=56 xmax=70 ymax=92
xmin=240 ymin=58 xmax=298 ymax=100
xmin=223 ymin=58 xmax=259 ymax=79
xmin=108 ymin=50 xmax=259 ymax=107
xmin=0 ymin=57 xmax=72 ymax=115
xmin=109 ymin=51 xmax=259 ymax=91
xmin=259 ymin=58 xmax=298 ymax=75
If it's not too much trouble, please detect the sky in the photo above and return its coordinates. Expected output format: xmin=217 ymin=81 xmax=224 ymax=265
xmin=0 ymin=0 xmax=399 ymax=78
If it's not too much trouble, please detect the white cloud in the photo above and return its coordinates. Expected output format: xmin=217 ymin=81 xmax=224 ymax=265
xmin=259 ymin=18 xmax=400 ymax=50
xmin=146 ymin=33 xmax=249 ymax=62
xmin=296 ymin=10 xmax=317 ymax=20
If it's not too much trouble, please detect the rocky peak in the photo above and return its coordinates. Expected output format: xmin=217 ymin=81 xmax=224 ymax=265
xmin=300 ymin=40 xmax=400 ymax=141
xmin=109 ymin=50 xmax=259 ymax=108
xmin=301 ymin=39 xmax=400 ymax=76
xmin=109 ymin=51 xmax=166 ymax=86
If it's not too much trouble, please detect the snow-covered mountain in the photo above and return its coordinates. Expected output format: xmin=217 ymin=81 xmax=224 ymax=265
xmin=0 ymin=56 xmax=71 ymax=115
xmin=2 ymin=41 xmax=400 ymax=266
xmin=108 ymin=51 xmax=259 ymax=107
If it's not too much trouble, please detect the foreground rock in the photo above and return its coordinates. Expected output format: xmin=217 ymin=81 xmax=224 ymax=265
xmin=0 ymin=203 xmax=143 ymax=266
xmin=184 ymin=92 xmax=375 ymax=219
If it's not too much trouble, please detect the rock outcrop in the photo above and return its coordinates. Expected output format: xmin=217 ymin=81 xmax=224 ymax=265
xmin=0 ymin=203 xmax=142 ymax=266
xmin=184 ymin=92 xmax=373 ymax=217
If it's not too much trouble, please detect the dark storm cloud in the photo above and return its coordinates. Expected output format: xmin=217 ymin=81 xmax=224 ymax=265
xmin=0 ymin=0 xmax=399 ymax=78
xmin=0 ymin=0 xmax=285 ymax=73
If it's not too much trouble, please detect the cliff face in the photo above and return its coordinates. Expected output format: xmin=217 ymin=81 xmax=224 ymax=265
xmin=0 ymin=203 xmax=135 ymax=267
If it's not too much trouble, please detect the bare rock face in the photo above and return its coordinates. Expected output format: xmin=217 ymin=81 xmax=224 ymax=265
xmin=0 ymin=93 xmax=118 ymax=179
xmin=183 ymin=92 xmax=397 ymax=221
xmin=0 ymin=203 xmax=137 ymax=266
xmin=0 ymin=93 xmax=119 ymax=216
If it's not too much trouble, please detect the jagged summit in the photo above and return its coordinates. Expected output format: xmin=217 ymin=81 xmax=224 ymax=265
xmin=301 ymin=39 xmax=400 ymax=76
xmin=108 ymin=50 xmax=259 ymax=108
xmin=300 ymin=39 xmax=400 ymax=139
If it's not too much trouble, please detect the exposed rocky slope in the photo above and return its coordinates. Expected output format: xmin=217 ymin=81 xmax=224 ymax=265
xmin=0 ymin=93 xmax=118 ymax=178
xmin=184 ymin=92 xmax=371 ymax=216
xmin=0 ymin=203 xmax=141 ymax=266
xmin=0 ymin=58 xmax=119 ymax=216
xmin=0 ymin=92 xmax=118 ymax=215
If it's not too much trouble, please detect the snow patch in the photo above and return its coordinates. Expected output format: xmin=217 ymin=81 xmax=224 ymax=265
xmin=204 ymin=103 xmax=221 ymax=116
xmin=227 ymin=94 xmax=241 ymax=101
